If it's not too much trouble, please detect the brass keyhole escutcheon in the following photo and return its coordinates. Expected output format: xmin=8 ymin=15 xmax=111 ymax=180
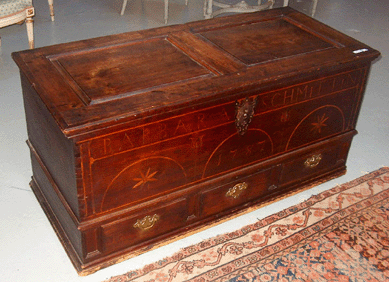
xmin=304 ymin=154 xmax=322 ymax=168
xmin=133 ymin=214 xmax=160 ymax=231
xmin=226 ymin=182 xmax=248 ymax=199
xmin=235 ymin=97 xmax=258 ymax=136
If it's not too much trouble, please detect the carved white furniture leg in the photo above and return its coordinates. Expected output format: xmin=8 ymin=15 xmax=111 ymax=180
xmin=120 ymin=0 xmax=127 ymax=15
xmin=25 ymin=8 xmax=34 ymax=49
xmin=205 ymin=0 xmax=213 ymax=18
xmin=164 ymin=0 xmax=168 ymax=24
xmin=48 ymin=0 xmax=54 ymax=21
xmin=311 ymin=0 xmax=318 ymax=16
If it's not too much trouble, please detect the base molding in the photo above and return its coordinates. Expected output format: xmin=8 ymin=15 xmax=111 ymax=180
xmin=30 ymin=166 xmax=346 ymax=276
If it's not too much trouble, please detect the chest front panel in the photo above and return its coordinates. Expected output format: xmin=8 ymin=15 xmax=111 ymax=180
xmin=80 ymin=67 xmax=365 ymax=217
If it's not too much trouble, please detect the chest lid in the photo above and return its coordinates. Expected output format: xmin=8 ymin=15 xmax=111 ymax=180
xmin=13 ymin=7 xmax=379 ymax=138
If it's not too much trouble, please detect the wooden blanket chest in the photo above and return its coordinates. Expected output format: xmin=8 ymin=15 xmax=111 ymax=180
xmin=13 ymin=7 xmax=380 ymax=275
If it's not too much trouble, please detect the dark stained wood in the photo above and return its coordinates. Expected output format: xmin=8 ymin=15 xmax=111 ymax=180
xmin=13 ymin=7 xmax=380 ymax=275
xmin=198 ymin=18 xmax=334 ymax=64
xmin=54 ymin=37 xmax=213 ymax=103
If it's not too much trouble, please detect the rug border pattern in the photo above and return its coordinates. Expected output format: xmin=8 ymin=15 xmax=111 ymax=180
xmin=105 ymin=167 xmax=389 ymax=282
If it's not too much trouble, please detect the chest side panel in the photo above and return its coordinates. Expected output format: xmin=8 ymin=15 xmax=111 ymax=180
xmin=21 ymin=73 xmax=79 ymax=218
xmin=80 ymin=67 xmax=367 ymax=216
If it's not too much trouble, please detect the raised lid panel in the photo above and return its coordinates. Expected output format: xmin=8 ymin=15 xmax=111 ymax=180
xmin=51 ymin=37 xmax=213 ymax=105
xmin=198 ymin=18 xmax=335 ymax=65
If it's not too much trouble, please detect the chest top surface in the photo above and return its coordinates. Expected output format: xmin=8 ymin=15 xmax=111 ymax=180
xmin=12 ymin=7 xmax=379 ymax=138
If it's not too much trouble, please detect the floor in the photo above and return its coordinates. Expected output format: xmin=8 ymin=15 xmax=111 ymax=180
xmin=0 ymin=0 xmax=388 ymax=281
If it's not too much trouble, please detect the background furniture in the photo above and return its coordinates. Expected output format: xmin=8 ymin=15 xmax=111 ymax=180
xmin=204 ymin=0 xmax=276 ymax=19
xmin=48 ymin=0 xmax=54 ymax=21
xmin=121 ymin=0 xmax=188 ymax=24
xmin=204 ymin=0 xmax=318 ymax=19
xmin=0 ymin=0 xmax=35 ymax=48
xmin=0 ymin=0 xmax=54 ymax=49
xmin=284 ymin=0 xmax=318 ymax=16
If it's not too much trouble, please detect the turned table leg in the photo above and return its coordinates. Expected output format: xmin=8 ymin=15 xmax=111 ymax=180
xmin=26 ymin=16 xmax=34 ymax=49
xmin=48 ymin=0 xmax=54 ymax=21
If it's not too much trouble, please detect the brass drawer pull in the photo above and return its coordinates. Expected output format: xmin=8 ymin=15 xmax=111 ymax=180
xmin=133 ymin=214 xmax=160 ymax=231
xmin=226 ymin=182 xmax=248 ymax=199
xmin=268 ymin=184 xmax=278 ymax=191
xmin=304 ymin=154 xmax=322 ymax=168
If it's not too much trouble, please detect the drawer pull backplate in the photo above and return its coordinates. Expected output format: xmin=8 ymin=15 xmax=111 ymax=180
xmin=304 ymin=154 xmax=322 ymax=168
xmin=134 ymin=214 xmax=160 ymax=231
xmin=226 ymin=182 xmax=248 ymax=199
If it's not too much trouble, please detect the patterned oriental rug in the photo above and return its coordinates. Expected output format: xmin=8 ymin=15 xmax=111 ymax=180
xmin=105 ymin=167 xmax=389 ymax=282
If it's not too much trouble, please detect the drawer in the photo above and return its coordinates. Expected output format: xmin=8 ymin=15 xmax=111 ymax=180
xmin=280 ymin=142 xmax=346 ymax=185
xmin=200 ymin=167 xmax=276 ymax=218
xmin=100 ymin=197 xmax=189 ymax=254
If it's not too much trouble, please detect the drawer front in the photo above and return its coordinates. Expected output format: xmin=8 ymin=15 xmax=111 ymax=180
xmin=279 ymin=141 xmax=348 ymax=185
xmin=100 ymin=197 xmax=189 ymax=254
xmin=200 ymin=167 xmax=276 ymax=218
